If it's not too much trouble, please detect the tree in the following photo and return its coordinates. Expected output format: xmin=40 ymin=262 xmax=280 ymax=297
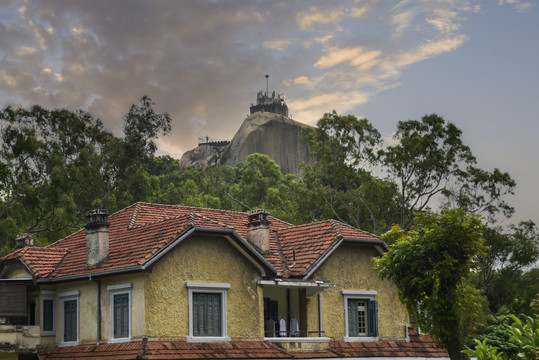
xmin=301 ymin=111 xmax=396 ymax=232
xmin=379 ymin=114 xmax=476 ymax=228
xmin=477 ymin=222 xmax=539 ymax=316
xmin=373 ymin=209 xmax=486 ymax=360
xmin=0 ymin=105 xmax=113 ymax=252
xmin=0 ymin=96 xmax=171 ymax=256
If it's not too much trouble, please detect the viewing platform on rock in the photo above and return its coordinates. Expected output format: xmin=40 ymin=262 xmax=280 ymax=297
xmin=197 ymin=136 xmax=230 ymax=147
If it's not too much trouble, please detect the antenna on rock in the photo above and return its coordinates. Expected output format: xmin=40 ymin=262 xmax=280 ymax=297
xmin=265 ymin=74 xmax=269 ymax=95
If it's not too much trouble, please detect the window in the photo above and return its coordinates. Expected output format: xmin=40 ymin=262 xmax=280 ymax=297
xmin=41 ymin=291 xmax=55 ymax=335
xmin=186 ymin=282 xmax=230 ymax=342
xmin=59 ymin=290 xmax=79 ymax=346
xmin=107 ymin=283 xmax=132 ymax=342
xmin=343 ymin=290 xmax=378 ymax=340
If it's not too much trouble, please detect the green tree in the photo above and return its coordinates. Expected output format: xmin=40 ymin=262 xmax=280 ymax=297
xmin=373 ymin=209 xmax=486 ymax=360
xmin=302 ymin=111 xmax=398 ymax=232
xmin=378 ymin=114 xmax=476 ymax=228
xmin=478 ymin=222 xmax=539 ymax=316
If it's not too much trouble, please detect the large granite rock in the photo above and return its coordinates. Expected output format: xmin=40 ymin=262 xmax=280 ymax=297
xmin=218 ymin=112 xmax=313 ymax=175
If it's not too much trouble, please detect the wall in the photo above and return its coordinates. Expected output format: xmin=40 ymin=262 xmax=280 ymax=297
xmin=39 ymin=273 xmax=145 ymax=345
xmin=144 ymin=235 xmax=263 ymax=338
xmin=310 ymin=244 xmax=408 ymax=339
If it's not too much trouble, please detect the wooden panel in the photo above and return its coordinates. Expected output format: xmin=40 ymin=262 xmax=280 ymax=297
xmin=0 ymin=283 xmax=27 ymax=316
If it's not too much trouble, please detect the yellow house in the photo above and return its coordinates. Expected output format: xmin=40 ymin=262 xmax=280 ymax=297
xmin=0 ymin=203 xmax=448 ymax=360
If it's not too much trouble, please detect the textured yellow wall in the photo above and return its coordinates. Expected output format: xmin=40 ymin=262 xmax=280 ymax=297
xmin=311 ymin=244 xmax=407 ymax=339
xmin=54 ymin=280 xmax=96 ymax=343
xmin=42 ymin=273 xmax=146 ymax=344
xmin=100 ymin=274 xmax=146 ymax=340
xmin=144 ymin=235 xmax=263 ymax=338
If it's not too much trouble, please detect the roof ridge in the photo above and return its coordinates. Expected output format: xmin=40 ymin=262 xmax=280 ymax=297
xmin=128 ymin=202 xmax=143 ymax=229
xmin=328 ymin=219 xmax=344 ymax=239
xmin=129 ymin=212 xmax=194 ymax=230
xmin=189 ymin=211 xmax=235 ymax=230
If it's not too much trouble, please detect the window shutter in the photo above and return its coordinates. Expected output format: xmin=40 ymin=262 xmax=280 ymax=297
xmin=63 ymin=300 xmax=77 ymax=342
xmin=347 ymin=299 xmax=359 ymax=337
xmin=0 ymin=284 xmax=27 ymax=316
xmin=193 ymin=293 xmax=222 ymax=337
xmin=42 ymin=299 xmax=54 ymax=332
xmin=113 ymin=294 xmax=129 ymax=338
xmin=367 ymin=300 xmax=378 ymax=337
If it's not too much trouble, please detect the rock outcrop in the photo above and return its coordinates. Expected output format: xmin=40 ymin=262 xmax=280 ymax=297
xmin=179 ymin=80 xmax=314 ymax=176
xmin=218 ymin=112 xmax=312 ymax=175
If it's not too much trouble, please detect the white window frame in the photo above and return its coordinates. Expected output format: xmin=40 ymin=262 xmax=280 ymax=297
xmin=342 ymin=290 xmax=378 ymax=342
xmin=186 ymin=282 xmax=230 ymax=342
xmin=107 ymin=283 xmax=132 ymax=343
xmin=40 ymin=290 xmax=56 ymax=336
xmin=59 ymin=290 xmax=80 ymax=347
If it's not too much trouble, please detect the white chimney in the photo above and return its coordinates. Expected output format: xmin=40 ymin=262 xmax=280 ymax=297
xmin=247 ymin=209 xmax=271 ymax=253
xmin=85 ymin=209 xmax=110 ymax=267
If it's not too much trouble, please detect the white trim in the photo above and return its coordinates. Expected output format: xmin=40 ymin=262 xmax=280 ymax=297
xmin=343 ymin=291 xmax=377 ymax=340
xmin=108 ymin=283 xmax=132 ymax=342
xmin=59 ymin=293 xmax=79 ymax=347
xmin=186 ymin=282 xmax=230 ymax=289
xmin=40 ymin=293 xmax=55 ymax=336
xmin=186 ymin=282 xmax=229 ymax=342
xmin=342 ymin=290 xmax=377 ymax=297
xmin=59 ymin=290 xmax=80 ymax=298
xmin=107 ymin=283 xmax=132 ymax=291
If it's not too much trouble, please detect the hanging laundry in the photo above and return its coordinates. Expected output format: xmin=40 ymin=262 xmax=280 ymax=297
xmin=290 ymin=318 xmax=299 ymax=337
xmin=279 ymin=318 xmax=287 ymax=337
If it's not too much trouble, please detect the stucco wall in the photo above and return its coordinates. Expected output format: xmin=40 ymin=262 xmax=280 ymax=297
xmin=310 ymin=244 xmax=408 ymax=339
xmin=40 ymin=273 xmax=145 ymax=345
xmin=144 ymin=235 xmax=263 ymax=338
xmin=100 ymin=274 xmax=146 ymax=340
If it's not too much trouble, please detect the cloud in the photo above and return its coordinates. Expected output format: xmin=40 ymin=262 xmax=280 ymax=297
xmin=297 ymin=7 xmax=345 ymax=30
xmin=314 ymin=46 xmax=382 ymax=70
xmin=14 ymin=47 xmax=37 ymax=56
xmin=499 ymin=0 xmax=533 ymax=12
xmin=0 ymin=0 xmax=521 ymax=158
xmin=262 ymin=40 xmax=291 ymax=51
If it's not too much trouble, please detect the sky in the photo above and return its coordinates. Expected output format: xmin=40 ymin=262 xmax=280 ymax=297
xmin=0 ymin=0 xmax=537 ymax=226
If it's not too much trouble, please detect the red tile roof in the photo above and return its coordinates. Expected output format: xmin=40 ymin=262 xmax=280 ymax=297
xmin=1 ymin=202 xmax=384 ymax=281
xmin=37 ymin=331 xmax=448 ymax=359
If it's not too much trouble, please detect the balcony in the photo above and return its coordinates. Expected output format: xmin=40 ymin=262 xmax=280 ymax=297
xmin=0 ymin=324 xmax=40 ymax=354
xmin=259 ymin=279 xmax=333 ymax=352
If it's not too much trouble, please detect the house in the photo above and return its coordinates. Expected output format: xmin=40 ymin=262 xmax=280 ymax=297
xmin=0 ymin=202 xmax=448 ymax=359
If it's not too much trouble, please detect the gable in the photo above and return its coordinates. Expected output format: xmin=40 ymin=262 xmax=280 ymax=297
xmin=0 ymin=262 xmax=33 ymax=280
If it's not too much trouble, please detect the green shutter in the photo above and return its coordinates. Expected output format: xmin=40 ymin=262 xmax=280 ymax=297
xmin=63 ymin=300 xmax=77 ymax=342
xmin=193 ymin=293 xmax=222 ymax=337
xmin=43 ymin=299 xmax=54 ymax=332
xmin=113 ymin=294 xmax=129 ymax=338
xmin=347 ymin=299 xmax=359 ymax=337
xmin=367 ymin=300 xmax=378 ymax=337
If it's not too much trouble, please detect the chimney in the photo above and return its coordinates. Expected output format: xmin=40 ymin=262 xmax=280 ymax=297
xmin=85 ymin=209 xmax=110 ymax=267
xmin=247 ymin=209 xmax=271 ymax=253
xmin=15 ymin=233 xmax=34 ymax=249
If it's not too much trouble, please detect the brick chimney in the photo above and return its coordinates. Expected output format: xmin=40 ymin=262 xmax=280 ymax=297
xmin=15 ymin=233 xmax=34 ymax=249
xmin=85 ymin=209 xmax=110 ymax=267
xmin=247 ymin=209 xmax=271 ymax=253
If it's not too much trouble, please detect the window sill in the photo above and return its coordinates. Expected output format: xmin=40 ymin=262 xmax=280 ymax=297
xmin=58 ymin=341 xmax=79 ymax=347
xmin=108 ymin=337 xmax=131 ymax=344
xmin=344 ymin=337 xmax=379 ymax=342
xmin=186 ymin=336 xmax=231 ymax=343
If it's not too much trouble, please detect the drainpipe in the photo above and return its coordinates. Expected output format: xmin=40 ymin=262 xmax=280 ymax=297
xmin=318 ymin=293 xmax=323 ymax=337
